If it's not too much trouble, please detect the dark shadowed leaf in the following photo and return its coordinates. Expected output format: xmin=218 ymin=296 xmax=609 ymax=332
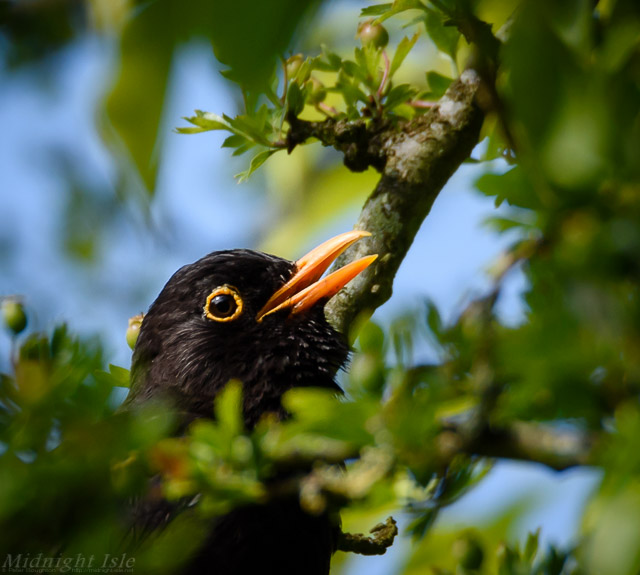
xmin=424 ymin=8 xmax=460 ymax=62
xmin=425 ymin=71 xmax=453 ymax=98
xmin=105 ymin=0 xmax=177 ymax=195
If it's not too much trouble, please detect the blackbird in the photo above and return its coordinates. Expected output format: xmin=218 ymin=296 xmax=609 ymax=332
xmin=125 ymin=231 xmax=376 ymax=574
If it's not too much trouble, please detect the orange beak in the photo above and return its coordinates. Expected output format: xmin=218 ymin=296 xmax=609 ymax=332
xmin=256 ymin=231 xmax=377 ymax=322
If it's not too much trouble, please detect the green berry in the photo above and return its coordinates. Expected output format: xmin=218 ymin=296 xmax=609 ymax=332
xmin=126 ymin=314 xmax=144 ymax=350
xmin=357 ymin=20 xmax=389 ymax=49
xmin=305 ymin=77 xmax=326 ymax=105
xmin=2 ymin=299 xmax=27 ymax=335
xmin=285 ymin=54 xmax=304 ymax=80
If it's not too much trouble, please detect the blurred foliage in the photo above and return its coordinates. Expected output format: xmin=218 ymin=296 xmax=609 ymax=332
xmin=0 ymin=0 xmax=88 ymax=66
xmin=3 ymin=0 xmax=640 ymax=574
xmin=103 ymin=0 xmax=322 ymax=192
xmin=1 ymin=0 xmax=321 ymax=193
xmin=0 ymin=324 xmax=151 ymax=556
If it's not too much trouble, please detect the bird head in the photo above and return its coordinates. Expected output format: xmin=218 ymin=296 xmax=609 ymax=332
xmin=127 ymin=231 xmax=376 ymax=425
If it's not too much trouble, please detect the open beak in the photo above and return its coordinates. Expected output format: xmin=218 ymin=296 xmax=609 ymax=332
xmin=256 ymin=230 xmax=377 ymax=322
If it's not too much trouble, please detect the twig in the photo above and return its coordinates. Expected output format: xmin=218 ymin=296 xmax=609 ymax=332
xmin=316 ymin=102 xmax=338 ymax=117
xmin=337 ymin=517 xmax=398 ymax=555
xmin=377 ymin=51 xmax=390 ymax=100
xmin=438 ymin=420 xmax=595 ymax=471
xmin=410 ymin=99 xmax=437 ymax=108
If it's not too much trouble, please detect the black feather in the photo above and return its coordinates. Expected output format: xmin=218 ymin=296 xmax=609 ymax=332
xmin=125 ymin=249 xmax=349 ymax=574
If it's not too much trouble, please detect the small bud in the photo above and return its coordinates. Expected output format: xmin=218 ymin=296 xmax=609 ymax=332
xmin=305 ymin=77 xmax=326 ymax=105
xmin=357 ymin=20 xmax=389 ymax=49
xmin=126 ymin=313 xmax=144 ymax=350
xmin=2 ymin=298 xmax=27 ymax=335
xmin=285 ymin=54 xmax=304 ymax=79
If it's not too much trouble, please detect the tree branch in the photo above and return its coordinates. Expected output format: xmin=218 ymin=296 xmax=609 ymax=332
xmin=323 ymin=69 xmax=484 ymax=336
xmin=337 ymin=517 xmax=398 ymax=555
xmin=438 ymin=421 xmax=595 ymax=471
xmin=287 ymin=115 xmax=389 ymax=173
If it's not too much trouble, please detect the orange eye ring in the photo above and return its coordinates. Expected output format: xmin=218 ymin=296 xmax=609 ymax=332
xmin=204 ymin=285 xmax=243 ymax=322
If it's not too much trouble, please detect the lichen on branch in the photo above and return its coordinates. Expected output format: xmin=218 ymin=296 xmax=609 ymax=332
xmin=337 ymin=516 xmax=398 ymax=556
xmin=316 ymin=69 xmax=485 ymax=336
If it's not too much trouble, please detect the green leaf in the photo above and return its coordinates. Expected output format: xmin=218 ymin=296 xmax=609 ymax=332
xmin=281 ymin=388 xmax=376 ymax=447
xmin=286 ymin=81 xmax=306 ymax=117
xmin=335 ymin=71 xmax=370 ymax=113
xmin=484 ymin=216 xmax=529 ymax=233
xmin=523 ymin=528 xmax=540 ymax=562
xmin=357 ymin=44 xmax=384 ymax=91
xmin=354 ymin=47 xmax=367 ymax=76
xmin=424 ymin=8 xmax=460 ymax=61
xmin=236 ymin=149 xmax=279 ymax=183
xmin=94 ymin=364 xmax=130 ymax=389
xmin=231 ymin=142 xmax=255 ymax=157
xmin=362 ymin=0 xmax=426 ymax=23
xmin=342 ymin=58 xmax=369 ymax=84
xmin=406 ymin=506 xmax=439 ymax=539
xmin=384 ymin=83 xmax=418 ymax=110
xmin=475 ymin=165 xmax=541 ymax=211
xmin=179 ymin=109 xmax=275 ymax=149
xmin=294 ymin=58 xmax=314 ymax=85
xmin=226 ymin=112 xmax=273 ymax=148
xmin=109 ymin=364 xmax=130 ymax=388
xmin=357 ymin=321 xmax=386 ymax=355
xmin=361 ymin=3 xmax=393 ymax=17
xmin=207 ymin=0 xmax=322 ymax=89
xmin=425 ymin=299 xmax=443 ymax=339
xmin=317 ymin=45 xmax=343 ymax=72
xmin=214 ymin=381 xmax=244 ymax=438
xmin=599 ymin=20 xmax=640 ymax=72
xmin=222 ymin=134 xmax=248 ymax=149
xmin=105 ymin=0 xmax=176 ymax=195
xmin=425 ymin=71 xmax=453 ymax=99
xmin=390 ymin=34 xmax=419 ymax=78
xmin=177 ymin=111 xmax=232 ymax=134
xmin=480 ymin=117 xmax=511 ymax=161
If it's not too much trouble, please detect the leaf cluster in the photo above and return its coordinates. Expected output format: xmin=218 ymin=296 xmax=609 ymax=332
xmin=0 ymin=326 xmax=173 ymax=558
xmin=176 ymin=1 xmax=468 ymax=180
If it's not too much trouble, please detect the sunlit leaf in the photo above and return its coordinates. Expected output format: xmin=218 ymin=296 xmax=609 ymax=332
xmin=389 ymin=34 xmax=419 ymax=77
xmin=177 ymin=111 xmax=232 ymax=134
xmin=235 ymin=149 xmax=279 ymax=183
xmin=362 ymin=0 xmax=427 ymax=23
xmin=214 ymin=381 xmax=244 ymax=438
xmin=361 ymin=3 xmax=394 ymax=17
xmin=95 ymin=364 xmax=130 ymax=389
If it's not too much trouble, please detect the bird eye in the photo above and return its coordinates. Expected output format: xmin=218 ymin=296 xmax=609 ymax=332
xmin=204 ymin=286 xmax=243 ymax=322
